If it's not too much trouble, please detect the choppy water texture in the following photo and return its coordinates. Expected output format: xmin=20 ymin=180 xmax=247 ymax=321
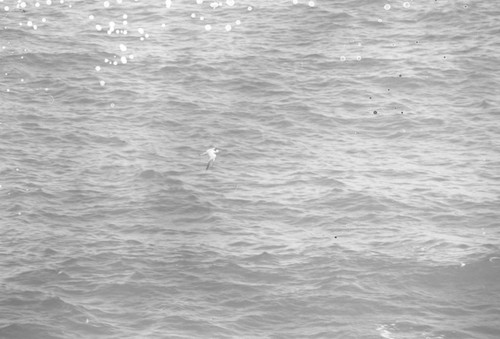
xmin=1 ymin=0 xmax=500 ymax=338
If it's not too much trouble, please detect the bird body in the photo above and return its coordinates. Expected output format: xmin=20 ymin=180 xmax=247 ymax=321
xmin=201 ymin=147 xmax=219 ymax=170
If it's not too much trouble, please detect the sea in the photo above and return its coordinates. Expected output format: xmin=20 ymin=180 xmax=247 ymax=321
xmin=1 ymin=0 xmax=499 ymax=338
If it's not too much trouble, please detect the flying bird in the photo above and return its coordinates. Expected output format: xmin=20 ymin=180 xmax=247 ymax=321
xmin=201 ymin=147 xmax=220 ymax=170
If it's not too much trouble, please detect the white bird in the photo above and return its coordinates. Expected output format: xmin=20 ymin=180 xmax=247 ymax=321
xmin=201 ymin=147 xmax=220 ymax=170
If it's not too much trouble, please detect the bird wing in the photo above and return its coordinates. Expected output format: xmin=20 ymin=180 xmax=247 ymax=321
xmin=206 ymin=159 xmax=214 ymax=170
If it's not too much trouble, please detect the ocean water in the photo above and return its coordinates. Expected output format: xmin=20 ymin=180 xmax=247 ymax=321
xmin=1 ymin=0 xmax=499 ymax=338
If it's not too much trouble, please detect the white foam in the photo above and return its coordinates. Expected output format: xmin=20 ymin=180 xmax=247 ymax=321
xmin=377 ymin=325 xmax=396 ymax=339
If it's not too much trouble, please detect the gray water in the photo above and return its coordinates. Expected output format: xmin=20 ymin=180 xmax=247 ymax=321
xmin=1 ymin=0 xmax=500 ymax=338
